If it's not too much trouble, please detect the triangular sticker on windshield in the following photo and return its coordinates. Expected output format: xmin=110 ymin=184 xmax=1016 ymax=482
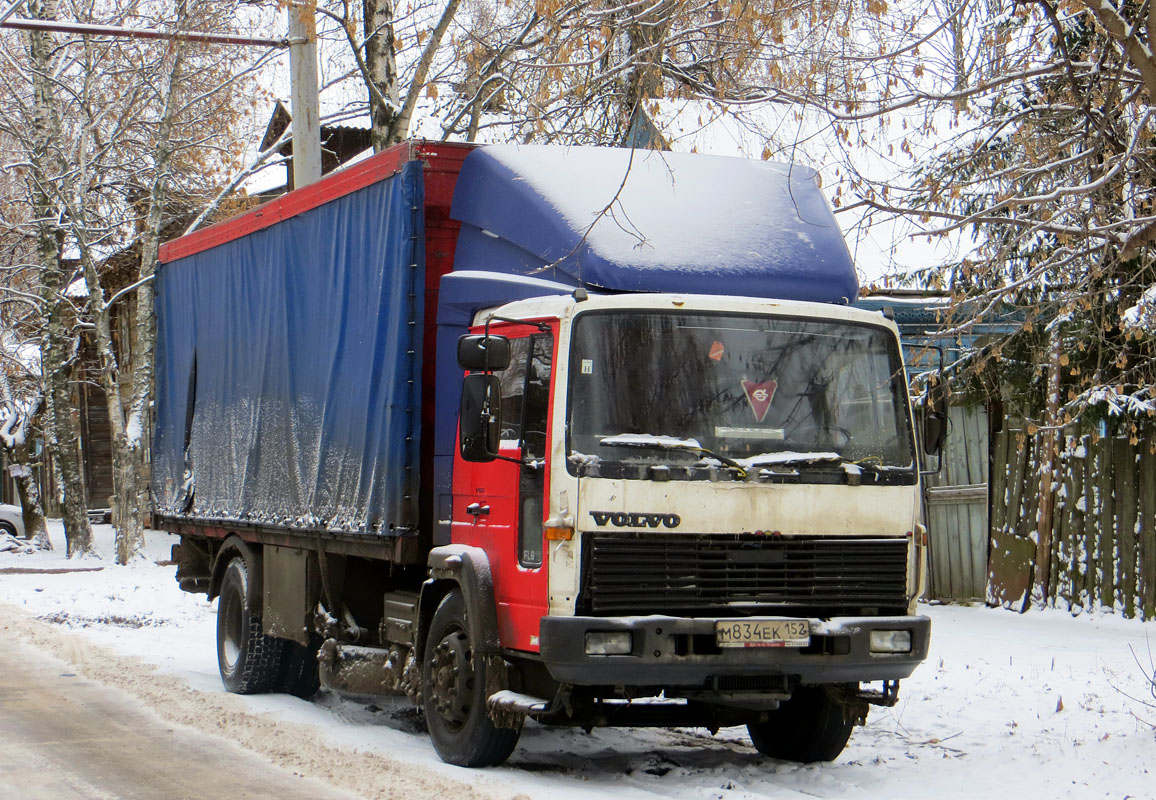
xmin=742 ymin=379 xmax=778 ymax=423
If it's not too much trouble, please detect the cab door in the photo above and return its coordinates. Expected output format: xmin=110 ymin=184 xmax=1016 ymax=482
xmin=451 ymin=329 xmax=553 ymax=653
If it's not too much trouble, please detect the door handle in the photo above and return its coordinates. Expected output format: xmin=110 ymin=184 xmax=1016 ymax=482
xmin=466 ymin=502 xmax=491 ymax=517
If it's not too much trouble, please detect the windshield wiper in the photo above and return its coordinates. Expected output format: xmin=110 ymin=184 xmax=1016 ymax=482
xmin=745 ymin=452 xmax=903 ymax=485
xmin=598 ymin=434 xmax=750 ymax=478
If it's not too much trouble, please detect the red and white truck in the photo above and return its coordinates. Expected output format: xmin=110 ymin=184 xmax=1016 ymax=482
xmin=154 ymin=141 xmax=934 ymax=767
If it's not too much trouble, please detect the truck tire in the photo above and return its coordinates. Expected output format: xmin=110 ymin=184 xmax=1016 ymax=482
xmin=278 ymin=634 xmax=322 ymax=699
xmin=421 ymin=590 xmax=520 ymax=767
xmin=216 ymin=556 xmax=284 ymax=694
xmin=747 ymin=685 xmax=857 ymax=763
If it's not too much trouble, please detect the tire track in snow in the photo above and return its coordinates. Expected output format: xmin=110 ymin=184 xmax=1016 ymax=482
xmin=0 ymin=605 xmax=531 ymax=800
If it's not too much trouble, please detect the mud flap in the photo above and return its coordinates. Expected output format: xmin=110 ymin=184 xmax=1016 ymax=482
xmin=263 ymin=545 xmax=310 ymax=645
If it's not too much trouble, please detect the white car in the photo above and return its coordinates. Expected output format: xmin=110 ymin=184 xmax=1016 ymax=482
xmin=0 ymin=503 xmax=25 ymax=538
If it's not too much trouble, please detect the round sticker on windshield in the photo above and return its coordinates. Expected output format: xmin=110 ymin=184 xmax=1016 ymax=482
xmin=742 ymin=379 xmax=778 ymax=423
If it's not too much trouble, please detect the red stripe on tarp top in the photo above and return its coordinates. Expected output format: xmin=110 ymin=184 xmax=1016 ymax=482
xmin=159 ymin=140 xmax=476 ymax=263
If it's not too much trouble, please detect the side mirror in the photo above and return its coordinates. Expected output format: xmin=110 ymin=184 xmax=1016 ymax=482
xmin=460 ymin=373 xmax=501 ymax=462
xmin=922 ymin=411 xmax=946 ymax=456
xmin=457 ymin=334 xmax=510 ymax=372
xmin=922 ymin=374 xmax=949 ymax=456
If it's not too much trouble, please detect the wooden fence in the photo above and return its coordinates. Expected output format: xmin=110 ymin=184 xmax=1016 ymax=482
xmin=989 ymin=424 xmax=1156 ymax=619
xmin=924 ymin=404 xmax=989 ymax=601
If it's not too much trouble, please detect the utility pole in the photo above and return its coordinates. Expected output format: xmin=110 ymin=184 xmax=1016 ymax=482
xmin=287 ymin=0 xmax=321 ymax=189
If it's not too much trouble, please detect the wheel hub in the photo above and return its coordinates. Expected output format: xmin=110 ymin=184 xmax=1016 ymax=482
xmin=221 ymin=591 xmax=241 ymax=669
xmin=428 ymin=630 xmax=473 ymax=728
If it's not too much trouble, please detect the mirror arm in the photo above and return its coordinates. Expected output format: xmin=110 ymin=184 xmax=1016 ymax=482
xmin=486 ymin=314 xmax=551 ymax=334
xmin=486 ymin=451 xmax=526 ymax=467
xmin=919 ymin=455 xmax=945 ymax=477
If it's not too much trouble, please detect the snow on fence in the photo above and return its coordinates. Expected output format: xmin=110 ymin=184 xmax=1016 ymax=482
xmin=989 ymin=423 xmax=1156 ymax=619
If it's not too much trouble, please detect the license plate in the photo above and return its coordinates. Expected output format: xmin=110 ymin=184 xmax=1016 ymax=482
xmin=715 ymin=619 xmax=810 ymax=648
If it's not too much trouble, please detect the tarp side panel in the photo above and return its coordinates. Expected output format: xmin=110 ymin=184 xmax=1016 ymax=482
xmin=152 ymin=261 xmax=197 ymax=518
xmin=152 ymin=162 xmax=424 ymax=535
xmin=449 ymin=145 xmax=859 ymax=304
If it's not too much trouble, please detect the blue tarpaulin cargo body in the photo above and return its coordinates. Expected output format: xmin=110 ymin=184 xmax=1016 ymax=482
xmin=152 ymin=149 xmax=445 ymax=550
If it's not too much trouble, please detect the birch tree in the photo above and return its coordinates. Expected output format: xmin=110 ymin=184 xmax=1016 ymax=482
xmin=8 ymin=0 xmax=97 ymax=556
xmin=0 ymin=217 xmax=51 ymax=549
xmin=1 ymin=0 xmax=274 ymax=561
xmin=0 ymin=120 xmax=50 ymax=548
xmin=315 ymin=0 xmax=463 ymax=149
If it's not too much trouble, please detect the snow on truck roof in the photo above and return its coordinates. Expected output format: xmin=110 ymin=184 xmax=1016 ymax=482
xmin=450 ymin=145 xmax=858 ymax=304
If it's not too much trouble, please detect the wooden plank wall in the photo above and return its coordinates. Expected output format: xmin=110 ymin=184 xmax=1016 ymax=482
xmin=990 ymin=424 xmax=1156 ymax=619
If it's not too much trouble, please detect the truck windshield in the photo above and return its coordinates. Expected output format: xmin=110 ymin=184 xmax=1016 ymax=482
xmin=566 ymin=311 xmax=915 ymax=481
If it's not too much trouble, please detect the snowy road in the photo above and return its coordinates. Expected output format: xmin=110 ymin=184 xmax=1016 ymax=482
xmin=1 ymin=525 xmax=1155 ymax=799
xmin=0 ymin=640 xmax=359 ymax=800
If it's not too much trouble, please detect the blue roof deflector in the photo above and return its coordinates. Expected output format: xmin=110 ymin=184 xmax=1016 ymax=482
xmin=449 ymin=145 xmax=859 ymax=304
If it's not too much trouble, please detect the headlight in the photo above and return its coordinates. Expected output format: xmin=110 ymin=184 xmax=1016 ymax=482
xmin=585 ymin=631 xmax=632 ymax=655
xmin=869 ymin=629 xmax=912 ymax=653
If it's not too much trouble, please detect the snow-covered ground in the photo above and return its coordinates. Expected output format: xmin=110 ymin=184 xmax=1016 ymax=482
xmin=2 ymin=523 xmax=1153 ymax=799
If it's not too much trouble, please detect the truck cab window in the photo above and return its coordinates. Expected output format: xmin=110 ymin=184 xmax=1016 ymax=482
xmin=497 ymin=338 xmax=531 ymax=445
xmin=496 ymin=334 xmax=553 ymax=460
xmin=521 ymin=335 xmax=553 ymax=462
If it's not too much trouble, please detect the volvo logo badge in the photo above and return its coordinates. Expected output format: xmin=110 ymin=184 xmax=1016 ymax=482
xmin=590 ymin=511 xmax=681 ymax=529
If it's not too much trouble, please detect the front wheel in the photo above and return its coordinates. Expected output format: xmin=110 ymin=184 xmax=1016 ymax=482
xmin=421 ymin=590 xmax=520 ymax=767
xmin=747 ymin=685 xmax=860 ymax=763
xmin=216 ymin=556 xmax=283 ymax=694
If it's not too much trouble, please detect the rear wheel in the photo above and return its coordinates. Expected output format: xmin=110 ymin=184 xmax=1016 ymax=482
xmin=0 ymin=521 xmax=18 ymax=538
xmin=216 ymin=556 xmax=283 ymax=694
xmin=747 ymin=685 xmax=859 ymax=763
xmin=277 ymin=634 xmax=322 ymax=698
xmin=421 ymin=590 xmax=520 ymax=767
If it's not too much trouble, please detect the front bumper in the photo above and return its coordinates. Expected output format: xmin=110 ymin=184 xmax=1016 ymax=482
xmin=538 ymin=614 xmax=930 ymax=686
